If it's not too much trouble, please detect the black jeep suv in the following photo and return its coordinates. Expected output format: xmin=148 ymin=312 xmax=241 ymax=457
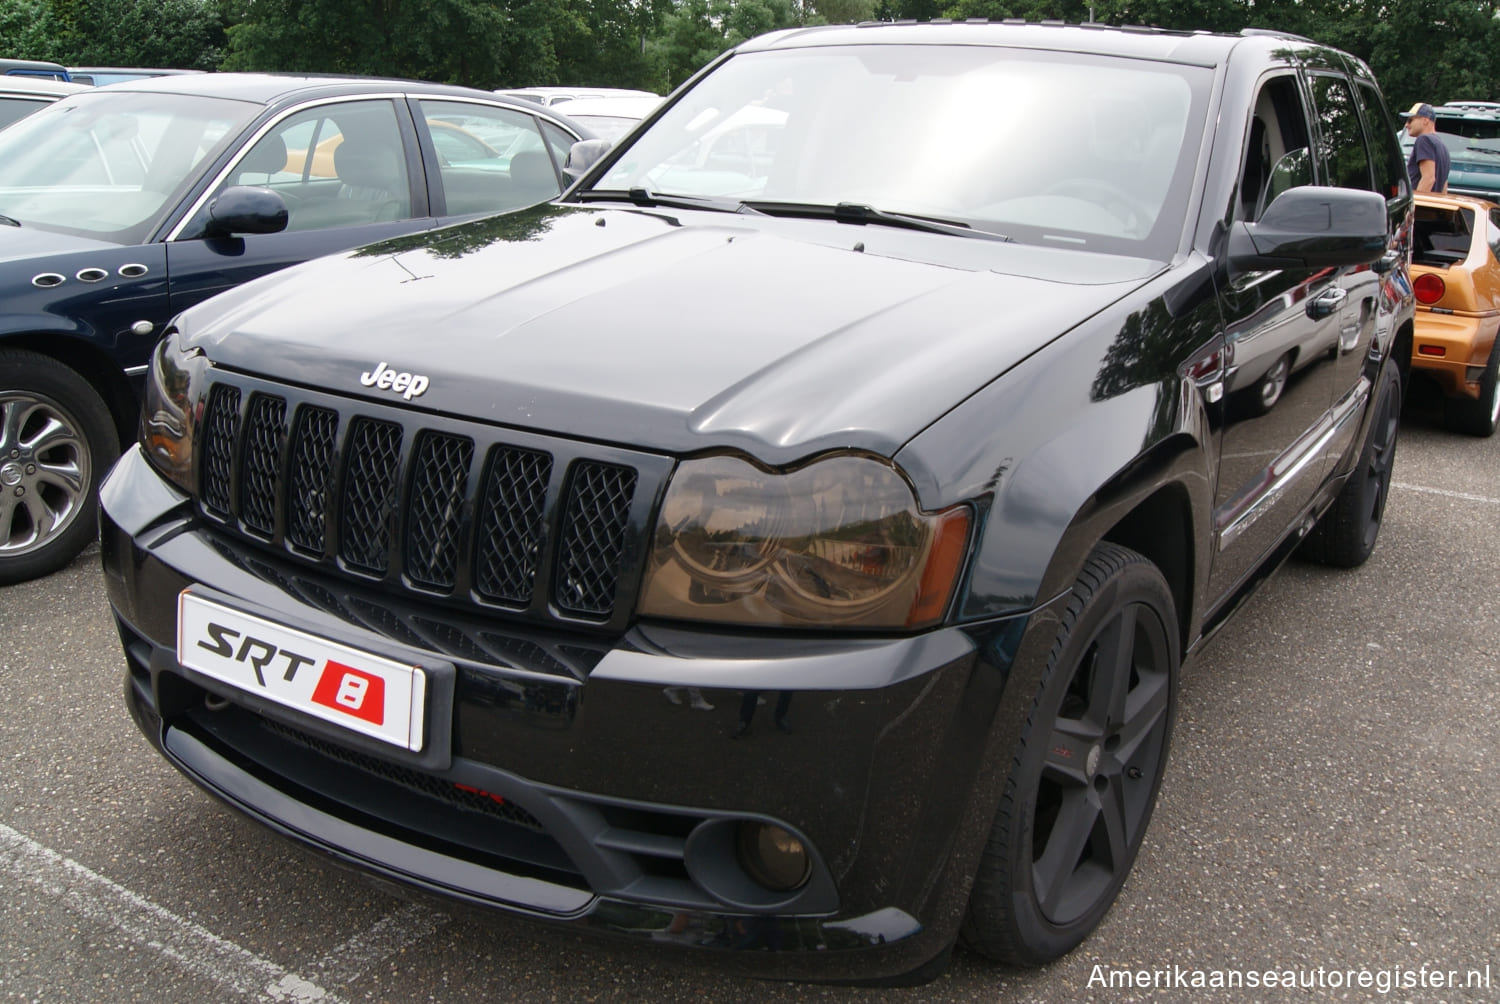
xmin=100 ymin=23 xmax=1413 ymax=983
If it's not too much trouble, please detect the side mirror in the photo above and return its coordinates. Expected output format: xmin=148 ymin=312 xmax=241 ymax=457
xmin=205 ymin=186 xmax=289 ymax=237
xmin=1228 ymin=186 xmax=1388 ymax=272
xmin=563 ymin=139 xmax=613 ymax=182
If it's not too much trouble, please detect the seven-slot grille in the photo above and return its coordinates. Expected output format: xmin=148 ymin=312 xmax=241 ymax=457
xmin=197 ymin=380 xmax=655 ymax=624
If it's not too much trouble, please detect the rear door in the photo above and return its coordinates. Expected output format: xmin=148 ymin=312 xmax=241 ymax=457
xmin=1308 ymin=70 xmax=1407 ymax=473
xmin=1208 ymin=71 xmax=1343 ymax=601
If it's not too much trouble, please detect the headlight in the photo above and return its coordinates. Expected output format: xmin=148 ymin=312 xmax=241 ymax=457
xmin=139 ymin=331 xmax=210 ymax=494
xmin=638 ymin=454 xmax=970 ymax=630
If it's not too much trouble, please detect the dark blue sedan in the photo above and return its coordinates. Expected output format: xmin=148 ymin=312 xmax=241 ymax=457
xmin=0 ymin=73 xmax=591 ymax=583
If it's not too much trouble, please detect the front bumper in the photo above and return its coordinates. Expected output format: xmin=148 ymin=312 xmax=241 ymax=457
xmin=100 ymin=444 xmax=1048 ymax=981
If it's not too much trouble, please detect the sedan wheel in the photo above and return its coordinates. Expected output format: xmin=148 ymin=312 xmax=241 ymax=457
xmin=1444 ymin=335 xmax=1500 ymax=437
xmin=963 ymin=543 xmax=1178 ymax=965
xmin=0 ymin=350 xmax=118 ymax=585
xmin=1253 ymin=353 xmax=1292 ymax=413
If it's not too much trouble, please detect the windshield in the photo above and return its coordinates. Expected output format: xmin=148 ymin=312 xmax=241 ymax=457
xmin=0 ymin=90 xmax=256 ymax=242
xmin=587 ymin=44 xmax=1210 ymax=256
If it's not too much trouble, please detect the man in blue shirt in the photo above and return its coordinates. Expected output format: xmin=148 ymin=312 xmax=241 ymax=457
xmin=1405 ymin=102 xmax=1451 ymax=193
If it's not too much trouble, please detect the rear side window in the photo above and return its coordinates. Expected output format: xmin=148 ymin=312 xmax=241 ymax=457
xmin=1309 ymin=73 xmax=1375 ymax=192
xmin=1353 ymin=80 xmax=1409 ymax=199
xmin=417 ymin=99 xmax=562 ymax=217
xmin=1412 ymin=203 xmax=1473 ymax=267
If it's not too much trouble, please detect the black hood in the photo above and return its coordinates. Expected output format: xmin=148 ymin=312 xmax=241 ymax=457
xmin=183 ymin=204 xmax=1160 ymax=463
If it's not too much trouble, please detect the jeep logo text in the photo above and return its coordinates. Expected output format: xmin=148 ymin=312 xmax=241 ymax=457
xmin=359 ymin=361 xmax=429 ymax=400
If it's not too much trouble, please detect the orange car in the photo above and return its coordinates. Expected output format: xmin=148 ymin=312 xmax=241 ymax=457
xmin=1410 ymin=192 xmax=1500 ymax=435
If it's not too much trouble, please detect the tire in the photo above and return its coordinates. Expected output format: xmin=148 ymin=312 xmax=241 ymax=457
xmin=1443 ymin=335 xmax=1500 ymax=437
xmin=0 ymin=349 xmax=120 ymax=585
xmin=1302 ymin=361 xmax=1401 ymax=568
xmin=962 ymin=542 xmax=1178 ymax=966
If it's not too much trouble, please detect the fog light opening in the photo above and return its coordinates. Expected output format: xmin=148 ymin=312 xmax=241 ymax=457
xmin=736 ymin=822 xmax=811 ymax=892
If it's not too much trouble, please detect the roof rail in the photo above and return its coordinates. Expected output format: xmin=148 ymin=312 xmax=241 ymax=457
xmin=1240 ymin=27 xmax=1315 ymax=42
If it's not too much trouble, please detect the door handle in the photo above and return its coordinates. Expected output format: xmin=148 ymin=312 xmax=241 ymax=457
xmin=1307 ymin=286 xmax=1346 ymax=320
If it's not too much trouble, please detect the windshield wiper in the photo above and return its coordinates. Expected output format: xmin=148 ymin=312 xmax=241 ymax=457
xmin=742 ymin=201 xmax=1012 ymax=242
xmin=573 ymin=188 xmax=760 ymax=215
xmin=0 ymin=214 xmax=20 ymax=227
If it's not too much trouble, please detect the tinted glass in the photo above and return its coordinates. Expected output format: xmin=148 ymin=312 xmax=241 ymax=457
xmin=0 ymin=96 xmax=47 ymax=130
xmin=418 ymin=99 xmax=561 ymax=216
xmin=1309 ymin=74 xmax=1375 ymax=191
xmin=592 ymin=45 xmax=1211 ymax=257
xmin=216 ymin=99 xmax=411 ymax=233
xmin=1353 ymin=80 xmax=1408 ymax=199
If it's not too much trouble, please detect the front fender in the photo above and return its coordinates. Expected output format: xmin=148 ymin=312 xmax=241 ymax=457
xmin=896 ymin=272 xmax=1222 ymax=631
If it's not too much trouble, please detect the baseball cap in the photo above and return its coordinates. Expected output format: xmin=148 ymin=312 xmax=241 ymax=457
xmin=1406 ymin=102 xmax=1436 ymax=120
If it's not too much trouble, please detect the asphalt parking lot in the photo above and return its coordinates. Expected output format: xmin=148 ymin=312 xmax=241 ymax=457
xmin=2 ymin=399 xmax=1497 ymax=1004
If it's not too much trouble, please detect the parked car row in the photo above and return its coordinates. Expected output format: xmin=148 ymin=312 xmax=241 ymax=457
xmin=0 ymin=72 xmax=595 ymax=584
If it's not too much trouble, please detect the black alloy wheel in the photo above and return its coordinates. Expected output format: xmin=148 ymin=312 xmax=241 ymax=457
xmin=963 ymin=542 xmax=1178 ymax=965
xmin=1303 ymin=360 xmax=1401 ymax=568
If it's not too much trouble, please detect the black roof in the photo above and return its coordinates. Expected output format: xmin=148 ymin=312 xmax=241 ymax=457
xmin=95 ymin=71 xmax=540 ymax=110
xmin=737 ymin=20 xmax=1328 ymax=67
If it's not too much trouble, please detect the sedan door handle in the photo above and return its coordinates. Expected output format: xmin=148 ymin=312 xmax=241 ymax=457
xmin=1307 ymin=286 xmax=1347 ymax=321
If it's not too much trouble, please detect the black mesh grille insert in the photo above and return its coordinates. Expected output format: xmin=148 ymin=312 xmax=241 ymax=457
xmin=340 ymin=418 xmax=403 ymax=574
xmin=201 ymin=384 xmax=240 ymax=517
xmin=555 ymin=462 xmax=637 ymax=617
xmin=286 ymin=406 xmax=338 ymax=555
xmin=473 ymin=447 xmax=553 ymax=606
xmin=406 ymin=432 xmax=474 ymax=590
xmin=191 ymin=379 xmax=655 ymax=628
xmin=240 ymin=394 xmax=287 ymax=538
xmin=260 ymin=719 xmax=545 ymax=832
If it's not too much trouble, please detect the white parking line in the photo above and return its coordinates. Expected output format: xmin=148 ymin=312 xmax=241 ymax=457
xmin=0 ymin=821 xmax=343 ymax=1003
xmin=308 ymin=902 xmax=449 ymax=987
xmin=1392 ymin=481 xmax=1500 ymax=506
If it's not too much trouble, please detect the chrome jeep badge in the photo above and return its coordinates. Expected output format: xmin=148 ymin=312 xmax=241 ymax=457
xmin=359 ymin=361 xmax=429 ymax=401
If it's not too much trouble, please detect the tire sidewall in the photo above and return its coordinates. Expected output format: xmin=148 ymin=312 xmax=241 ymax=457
xmin=979 ymin=548 xmax=1180 ymax=964
xmin=0 ymin=351 xmax=119 ymax=584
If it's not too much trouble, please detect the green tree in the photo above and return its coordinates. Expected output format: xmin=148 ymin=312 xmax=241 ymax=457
xmin=0 ymin=0 xmax=64 ymax=61
xmin=46 ymin=0 xmax=224 ymax=69
xmin=222 ymin=0 xmax=578 ymax=89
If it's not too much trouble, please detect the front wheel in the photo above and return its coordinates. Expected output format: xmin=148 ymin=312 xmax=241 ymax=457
xmin=1303 ymin=361 xmax=1401 ymax=568
xmin=0 ymin=350 xmax=120 ymax=585
xmin=963 ymin=542 xmax=1178 ymax=965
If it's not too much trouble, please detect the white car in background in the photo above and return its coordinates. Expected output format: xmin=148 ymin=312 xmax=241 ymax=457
xmin=550 ymin=95 xmax=662 ymax=142
xmin=0 ymin=75 xmax=88 ymax=130
xmin=496 ymin=86 xmax=657 ymax=107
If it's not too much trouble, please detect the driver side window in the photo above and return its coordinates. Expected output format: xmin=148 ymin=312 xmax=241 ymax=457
xmin=1239 ymin=75 xmax=1314 ymax=223
xmin=214 ymin=99 xmax=412 ymax=233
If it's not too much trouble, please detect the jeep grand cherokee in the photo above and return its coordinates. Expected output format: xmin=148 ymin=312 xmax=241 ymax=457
xmin=99 ymin=23 xmax=1413 ymax=983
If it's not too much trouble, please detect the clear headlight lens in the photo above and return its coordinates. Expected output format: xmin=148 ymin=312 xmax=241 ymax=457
xmin=139 ymin=331 xmax=209 ymax=494
xmin=639 ymin=454 xmax=971 ymax=629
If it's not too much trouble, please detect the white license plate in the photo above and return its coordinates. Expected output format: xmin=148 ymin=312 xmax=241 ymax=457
xmin=177 ymin=591 xmax=427 ymax=752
